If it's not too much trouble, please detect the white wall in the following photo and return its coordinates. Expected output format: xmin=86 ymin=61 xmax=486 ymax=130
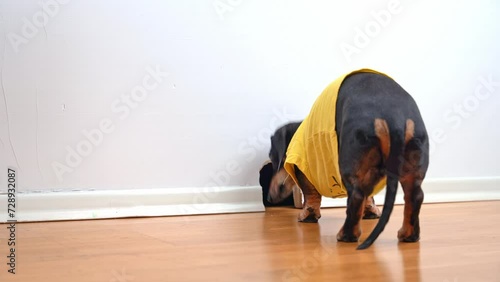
xmin=0 ymin=0 xmax=499 ymax=193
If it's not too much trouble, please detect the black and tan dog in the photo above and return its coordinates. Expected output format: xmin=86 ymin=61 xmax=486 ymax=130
xmin=267 ymin=69 xmax=429 ymax=249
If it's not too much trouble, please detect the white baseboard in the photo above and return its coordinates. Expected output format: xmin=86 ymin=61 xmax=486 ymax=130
xmin=1 ymin=177 xmax=499 ymax=222
xmin=1 ymin=186 xmax=265 ymax=222
xmin=322 ymin=176 xmax=500 ymax=207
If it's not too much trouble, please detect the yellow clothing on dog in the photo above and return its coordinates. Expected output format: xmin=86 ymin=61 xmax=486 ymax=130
xmin=284 ymin=69 xmax=387 ymax=198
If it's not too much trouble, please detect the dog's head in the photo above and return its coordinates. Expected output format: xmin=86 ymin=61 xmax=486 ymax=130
xmin=267 ymin=122 xmax=302 ymax=204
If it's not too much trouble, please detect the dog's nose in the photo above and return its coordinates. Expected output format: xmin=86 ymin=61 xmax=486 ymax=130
xmin=279 ymin=184 xmax=285 ymax=192
xmin=267 ymin=193 xmax=274 ymax=203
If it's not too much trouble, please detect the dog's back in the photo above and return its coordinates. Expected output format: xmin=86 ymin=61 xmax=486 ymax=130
xmin=336 ymin=73 xmax=427 ymax=141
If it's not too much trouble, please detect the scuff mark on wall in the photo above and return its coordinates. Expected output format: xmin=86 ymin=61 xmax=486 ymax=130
xmin=39 ymin=4 xmax=48 ymax=41
xmin=1 ymin=41 xmax=20 ymax=169
xmin=35 ymin=84 xmax=44 ymax=181
xmin=0 ymin=28 xmax=6 ymax=151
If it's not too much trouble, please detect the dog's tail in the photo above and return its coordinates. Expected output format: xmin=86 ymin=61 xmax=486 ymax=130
xmin=357 ymin=118 xmax=414 ymax=250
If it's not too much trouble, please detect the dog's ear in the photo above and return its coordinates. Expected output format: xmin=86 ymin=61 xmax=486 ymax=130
xmin=259 ymin=162 xmax=274 ymax=206
xmin=269 ymin=122 xmax=302 ymax=172
xmin=284 ymin=123 xmax=300 ymax=145
xmin=269 ymin=127 xmax=288 ymax=171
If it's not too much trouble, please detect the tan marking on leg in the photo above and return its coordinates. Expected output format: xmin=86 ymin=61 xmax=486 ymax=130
xmin=352 ymin=197 xmax=366 ymax=238
xmin=398 ymin=172 xmax=424 ymax=242
xmin=295 ymin=167 xmax=322 ymax=222
xmin=374 ymin=118 xmax=390 ymax=159
xmin=398 ymin=189 xmax=415 ymax=240
xmin=405 ymin=119 xmax=415 ymax=145
xmin=355 ymin=147 xmax=382 ymax=190
xmin=363 ymin=196 xmax=381 ymax=219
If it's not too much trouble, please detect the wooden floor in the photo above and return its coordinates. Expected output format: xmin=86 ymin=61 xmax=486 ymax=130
xmin=1 ymin=201 xmax=500 ymax=282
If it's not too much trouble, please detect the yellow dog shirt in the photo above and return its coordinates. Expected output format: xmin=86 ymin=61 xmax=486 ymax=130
xmin=284 ymin=69 xmax=387 ymax=198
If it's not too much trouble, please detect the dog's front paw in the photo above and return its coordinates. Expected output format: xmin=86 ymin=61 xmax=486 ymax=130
xmin=363 ymin=208 xmax=381 ymax=219
xmin=298 ymin=207 xmax=321 ymax=223
xmin=363 ymin=197 xmax=381 ymax=219
xmin=398 ymin=226 xmax=420 ymax=242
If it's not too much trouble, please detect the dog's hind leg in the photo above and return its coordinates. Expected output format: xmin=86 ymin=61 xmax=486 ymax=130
xmin=295 ymin=166 xmax=322 ymax=223
xmin=337 ymin=144 xmax=384 ymax=242
xmin=337 ymin=184 xmax=366 ymax=242
xmin=398 ymin=134 xmax=428 ymax=242
xmin=398 ymin=175 xmax=424 ymax=242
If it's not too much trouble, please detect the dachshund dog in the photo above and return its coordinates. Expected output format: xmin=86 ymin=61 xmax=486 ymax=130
xmin=267 ymin=69 xmax=429 ymax=249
